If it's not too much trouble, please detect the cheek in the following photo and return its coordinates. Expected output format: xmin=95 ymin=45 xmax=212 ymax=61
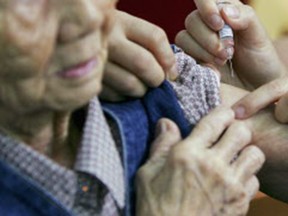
xmin=0 ymin=7 xmax=58 ymax=79
xmin=0 ymin=79 xmax=46 ymax=114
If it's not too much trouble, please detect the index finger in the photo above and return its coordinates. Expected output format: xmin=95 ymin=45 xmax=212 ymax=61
xmin=193 ymin=0 xmax=224 ymax=30
xmin=232 ymin=78 xmax=288 ymax=119
xmin=123 ymin=12 xmax=177 ymax=80
xmin=185 ymin=106 xmax=235 ymax=148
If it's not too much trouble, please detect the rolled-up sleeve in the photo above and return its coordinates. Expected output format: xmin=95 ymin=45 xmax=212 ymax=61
xmin=169 ymin=46 xmax=221 ymax=125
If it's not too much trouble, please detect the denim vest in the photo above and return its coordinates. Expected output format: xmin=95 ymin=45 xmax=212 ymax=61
xmin=0 ymin=81 xmax=193 ymax=216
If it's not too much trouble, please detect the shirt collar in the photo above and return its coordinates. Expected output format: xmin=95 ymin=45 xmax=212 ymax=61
xmin=74 ymin=97 xmax=125 ymax=208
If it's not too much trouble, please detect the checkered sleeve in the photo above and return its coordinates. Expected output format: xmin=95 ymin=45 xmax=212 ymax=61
xmin=169 ymin=46 xmax=221 ymax=125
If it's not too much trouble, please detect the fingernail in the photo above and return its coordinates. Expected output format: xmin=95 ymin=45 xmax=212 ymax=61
xmin=209 ymin=14 xmax=224 ymax=30
xmin=218 ymin=47 xmax=234 ymax=60
xmin=167 ymin=64 xmax=179 ymax=81
xmin=234 ymin=105 xmax=246 ymax=118
xmin=156 ymin=121 xmax=167 ymax=136
xmin=223 ymin=5 xmax=240 ymax=19
xmin=218 ymin=49 xmax=229 ymax=59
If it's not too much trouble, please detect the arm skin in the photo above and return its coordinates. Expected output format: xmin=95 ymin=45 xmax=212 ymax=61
xmin=221 ymin=83 xmax=288 ymax=202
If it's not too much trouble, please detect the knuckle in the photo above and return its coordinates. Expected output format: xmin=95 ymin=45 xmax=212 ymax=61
xmin=246 ymin=146 xmax=265 ymax=167
xmin=244 ymin=5 xmax=255 ymax=17
xmin=123 ymin=75 xmax=146 ymax=96
xmin=131 ymin=52 xmax=165 ymax=87
xmin=205 ymin=39 xmax=221 ymax=53
xmin=241 ymin=5 xmax=256 ymax=22
xmin=158 ymin=51 xmax=176 ymax=73
xmin=132 ymin=52 xmax=154 ymax=72
xmin=267 ymin=80 xmax=284 ymax=96
xmin=230 ymin=122 xmax=252 ymax=143
xmin=169 ymin=144 xmax=192 ymax=168
xmin=184 ymin=11 xmax=198 ymax=30
xmin=197 ymin=107 xmax=234 ymax=131
xmin=150 ymin=26 xmax=167 ymax=44
xmin=175 ymin=30 xmax=188 ymax=46
xmin=195 ymin=120 xmax=217 ymax=135
xmin=108 ymin=38 xmax=119 ymax=51
xmin=198 ymin=157 xmax=216 ymax=174
xmin=175 ymin=30 xmax=184 ymax=39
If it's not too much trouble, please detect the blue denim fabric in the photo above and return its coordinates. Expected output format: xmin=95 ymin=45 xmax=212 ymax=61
xmin=0 ymin=159 xmax=73 ymax=216
xmin=102 ymin=80 xmax=193 ymax=216
xmin=0 ymin=81 xmax=193 ymax=216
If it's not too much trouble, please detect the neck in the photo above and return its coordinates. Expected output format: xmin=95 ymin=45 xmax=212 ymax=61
xmin=0 ymin=108 xmax=77 ymax=167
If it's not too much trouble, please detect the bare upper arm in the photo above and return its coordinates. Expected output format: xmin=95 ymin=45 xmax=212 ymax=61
xmin=220 ymin=83 xmax=249 ymax=107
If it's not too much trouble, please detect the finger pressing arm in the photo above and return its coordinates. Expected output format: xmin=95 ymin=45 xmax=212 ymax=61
xmin=231 ymin=76 xmax=288 ymax=121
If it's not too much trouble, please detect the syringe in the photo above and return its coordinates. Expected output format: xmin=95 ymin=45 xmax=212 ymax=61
xmin=217 ymin=2 xmax=235 ymax=77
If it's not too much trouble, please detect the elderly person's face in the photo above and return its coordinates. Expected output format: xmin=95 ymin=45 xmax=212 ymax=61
xmin=0 ymin=0 xmax=115 ymax=113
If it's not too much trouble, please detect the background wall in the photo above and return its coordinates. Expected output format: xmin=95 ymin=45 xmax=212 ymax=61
xmin=251 ymin=0 xmax=288 ymax=39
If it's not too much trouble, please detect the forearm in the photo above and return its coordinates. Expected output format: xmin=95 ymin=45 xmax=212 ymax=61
xmin=221 ymin=83 xmax=288 ymax=202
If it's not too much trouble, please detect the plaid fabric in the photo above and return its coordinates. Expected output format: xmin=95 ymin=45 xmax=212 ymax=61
xmin=170 ymin=46 xmax=221 ymax=124
xmin=0 ymin=98 xmax=124 ymax=216
xmin=75 ymin=98 xmax=125 ymax=209
xmin=0 ymin=47 xmax=221 ymax=216
xmin=0 ymin=134 xmax=77 ymax=208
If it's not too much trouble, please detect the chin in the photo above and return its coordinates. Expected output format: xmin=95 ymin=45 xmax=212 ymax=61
xmin=46 ymin=81 xmax=102 ymax=111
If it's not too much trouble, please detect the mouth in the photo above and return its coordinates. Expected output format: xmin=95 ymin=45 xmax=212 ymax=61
xmin=57 ymin=58 xmax=97 ymax=79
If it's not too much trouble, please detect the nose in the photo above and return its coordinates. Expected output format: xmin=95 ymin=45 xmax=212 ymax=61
xmin=57 ymin=0 xmax=104 ymax=44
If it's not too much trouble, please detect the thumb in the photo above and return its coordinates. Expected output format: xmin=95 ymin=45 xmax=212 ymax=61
xmin=149 ymin=118 xmax=181 ymax=162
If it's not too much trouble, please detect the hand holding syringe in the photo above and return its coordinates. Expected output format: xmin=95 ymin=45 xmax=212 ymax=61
xmin=176 ymin=0 xmax=279 ymax=86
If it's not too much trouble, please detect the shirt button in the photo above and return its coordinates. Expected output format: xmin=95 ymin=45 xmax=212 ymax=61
xmin=82 ymin=185 xmax=89 ymax=192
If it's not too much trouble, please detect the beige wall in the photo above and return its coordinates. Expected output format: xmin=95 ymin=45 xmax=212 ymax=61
xmin=251 ymin=0 xmax=288 ymax=39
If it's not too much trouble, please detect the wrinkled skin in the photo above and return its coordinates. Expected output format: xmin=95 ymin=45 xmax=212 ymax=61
xmin=0 ymin=1 xmax=286 ymax=215
xmin=0 ymin=0 xmax=115 ymax=114
xmin=0 ymin=0 xmax=116 ymax=161
xmin=137 ymin=107 xmax=265 ymax=216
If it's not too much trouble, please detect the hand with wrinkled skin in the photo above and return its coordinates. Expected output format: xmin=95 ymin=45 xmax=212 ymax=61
xmin=101 ymin=10 xmax=177 ymax=101
xmin=136 ymin=107 xmax=264 ymax=216
xmin=221 ymin=83 xmax=288 ymax=203
xmin=175 ymin=0 xmax=285 ymax=89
